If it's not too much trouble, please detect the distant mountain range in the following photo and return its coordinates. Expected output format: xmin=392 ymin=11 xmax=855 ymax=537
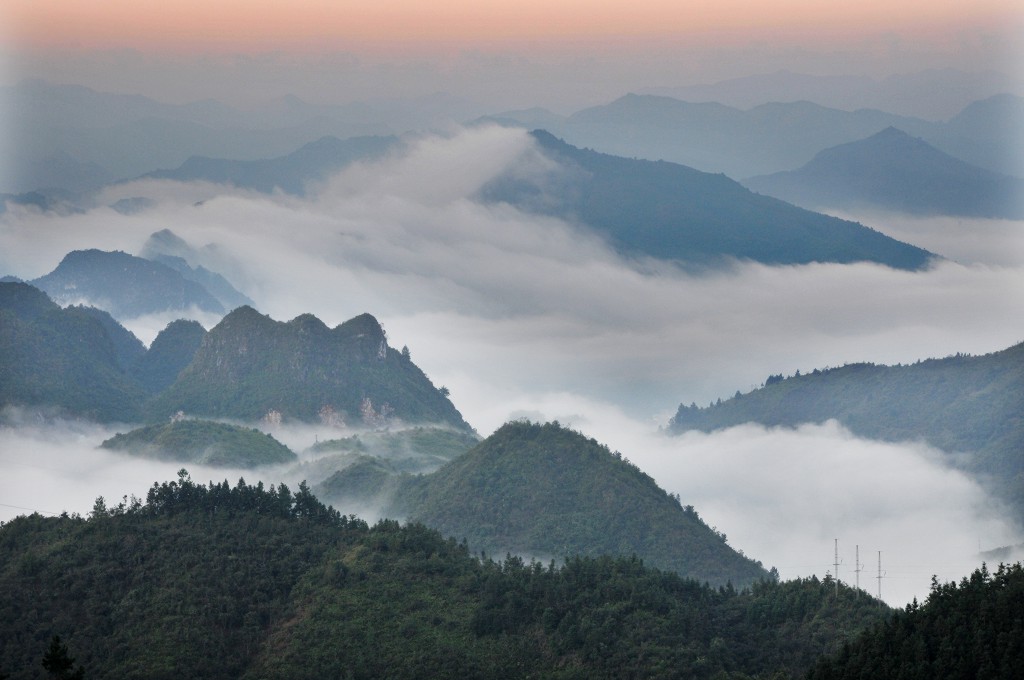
xmin=669 ymin=342 xmax=1024 ymax=523
xmin=482 ymin=131 xmax=934 ymax=270
xmin=481 ymin=92 xmax=1024 ymax=180
xmin=640 ymin=68 xmax=1018 ymax=120
xmin=0 ymin=282 xmax=468 ymax=430
xmin=744 ymin=127 xmax=1024 ymax=219
xmin=30 ymin=249 xmax=227 ymax=318
xmin=1 ymin=79 xmax=480 ymax=194
xmin=142 ymin=135 xmax=399 ymax=195
xmin=24 ymin=234 xmax=252 ymax=320
xmin=5 ymin=77 xmax=1021 ymax=198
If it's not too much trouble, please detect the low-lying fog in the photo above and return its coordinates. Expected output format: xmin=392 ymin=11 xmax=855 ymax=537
xmin=3 ymin=126 xmax=1023 ymax=607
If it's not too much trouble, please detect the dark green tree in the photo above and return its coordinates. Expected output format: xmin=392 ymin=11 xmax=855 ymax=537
xmin=41 ymin=636 xmax=84 ymax=680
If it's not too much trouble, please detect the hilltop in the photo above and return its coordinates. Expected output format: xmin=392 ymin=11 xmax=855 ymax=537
xmin=350 ymin=421 xmax=772 ymax=588
xmin=146 ymin=306 xmax=471 ymax=429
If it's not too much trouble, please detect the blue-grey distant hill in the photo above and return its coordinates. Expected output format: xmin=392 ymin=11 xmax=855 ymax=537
xmin=2 ymin=79 xmax=481 ymax=194
xmin=483 ymin=93 xmax=1023 ymax=180
xmin=482 ymin=130 xmax=934 ymax=270
xmin=141 ymin=135 xmax=399 ymax=195
xmin=30 ymin=249 xmax=226 ymax=319
xmin=744 ymin=127 xmax=1024 ymax=219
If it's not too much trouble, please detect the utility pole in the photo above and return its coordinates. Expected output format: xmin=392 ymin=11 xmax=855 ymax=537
xmin=854 ymin=544 xmax=863 ymax=594
xmin=833 ymin=538 xmax=840 ymax=599
xmin=877 ymin=551 xmax=883 ymax=604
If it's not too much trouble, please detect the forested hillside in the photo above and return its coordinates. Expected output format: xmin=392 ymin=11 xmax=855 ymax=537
xmin=387 ymin=421 xmax=770 ymax=588
xmin=0 ymin=284 xmax=468 ymax=430
xmin=146 ymin=306 xmax=470 ymax=429
xmin=0 ymin=282 xmax=147 ymax=421
xmin=807 ymin=563 xmax=1024 ymax=679
xmin=0 ymin=473 xmax=892 ymax=679
xmin=669 ymin=343 xmax=1024 ymax=521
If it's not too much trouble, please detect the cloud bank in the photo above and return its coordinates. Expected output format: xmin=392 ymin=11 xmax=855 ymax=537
xmin=2 ymin=126 xmax=1023 ymax=605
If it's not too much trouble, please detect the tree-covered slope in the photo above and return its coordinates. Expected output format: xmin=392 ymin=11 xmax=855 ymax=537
xmin=0 ymin=282 xmax=147 ymax=421
xmin=669 ymin=342 xmax=1024 ymax=520
xmin=101 ymin=419 xmax=297 ymax=467
xmin=0 ymin=474 xmax=891 ymax=680
xmin=744 ymin=127 xmax=1024 ymax=218
xmin=130 ymin=319 xmax=207 ymax=394
xmin=482 ymin=131 xmax=934 ymax=270
xmin=807 ymin=563 xmax=1024 ymax=680
xmin=394 ymin=420 xmax=770 ymax=588
xmin=146 ymin=306 xmax=471 ymax=429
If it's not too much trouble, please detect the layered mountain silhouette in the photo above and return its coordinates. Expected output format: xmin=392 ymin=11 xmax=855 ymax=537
xmin=140 ymin=229 xmax=254 ymax=311
xmin=142 ymin=135 xmax=399 ymax=195
xmin=669 ymin=342 xmax=1024 ymax=522
xmin=485 ymin=93 xmax=1023 ymax=179
xmin=744 ymin=127 xmax=1024 ymax=218
xmin=482 ymin=130 xmax=934 ymax=270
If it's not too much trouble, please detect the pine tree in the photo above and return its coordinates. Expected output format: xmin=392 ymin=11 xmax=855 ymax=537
xmin=41 ymin=636 xmax=85 ymax=680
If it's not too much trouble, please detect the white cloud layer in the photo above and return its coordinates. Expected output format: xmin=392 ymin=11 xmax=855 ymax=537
xmin=3 ymin=126 xmax=1023 ymax=606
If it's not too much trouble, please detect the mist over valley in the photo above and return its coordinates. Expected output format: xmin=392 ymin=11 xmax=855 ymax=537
xmin=2 ymin=4 xmax=1024 ymax=673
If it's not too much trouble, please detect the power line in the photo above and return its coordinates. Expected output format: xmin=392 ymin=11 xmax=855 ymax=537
xmin=0 ymin=501 xmax=60 ymax=516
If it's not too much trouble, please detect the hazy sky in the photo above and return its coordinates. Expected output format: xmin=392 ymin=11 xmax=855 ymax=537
xmin=1 ymin=1 xmax=1021 ymax=111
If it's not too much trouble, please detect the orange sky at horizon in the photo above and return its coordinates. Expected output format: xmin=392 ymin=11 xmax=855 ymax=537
xmin=5 ymin=0 xmax=1021 ymax=55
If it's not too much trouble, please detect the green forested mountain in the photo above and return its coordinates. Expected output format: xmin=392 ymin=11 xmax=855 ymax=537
xmin=130 ymin=319 xmax=207 ymax=394
xmin=0 ymin=474 xmax=891 ymax=679
xmin=0 ymin=282 xmax=147 ymax=421
xmin=146 ymin=306 xmax=471 ymax=429
xmin=669 ymin=342 xmax=1024 ymax=520
xmin=72 ymin=305 xmax=147 ymax=370
xmin=100 ymin=419 xmax=297 ymax=467
xmin=744 ymin=127 xmax=1024 ymax=219
xmin=381 ymin=421 xmax=769 ymax=588
xmin=482 ymin=131 xmax=933 ymax=270
xmin=1 ymin=285 xmax=468 ymax=430
xmin=807 ymin=563 xmax=1024 ymax=679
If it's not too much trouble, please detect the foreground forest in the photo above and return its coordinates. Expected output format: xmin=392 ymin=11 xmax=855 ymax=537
xmin=0 ymin=474 xmax=892 ymax=679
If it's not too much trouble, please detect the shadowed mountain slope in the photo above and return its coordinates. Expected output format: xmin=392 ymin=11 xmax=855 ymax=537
xmin=482 ymin=130 xmax=934 ymax=270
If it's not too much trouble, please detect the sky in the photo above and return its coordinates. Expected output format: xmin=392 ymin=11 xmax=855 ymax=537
xmin=2 ymin=0 xmax=1024 ymax=609
xmin=1 ymin=1 xmax=1021 ymax=111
